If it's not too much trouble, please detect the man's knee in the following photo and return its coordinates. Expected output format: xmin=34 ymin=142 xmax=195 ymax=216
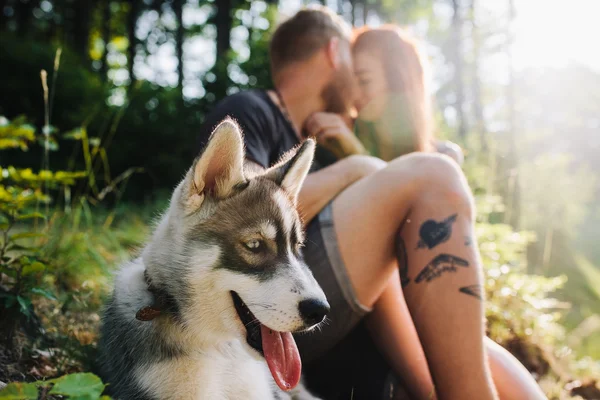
xmin=387 ymin=153 xmax=474 ymax=212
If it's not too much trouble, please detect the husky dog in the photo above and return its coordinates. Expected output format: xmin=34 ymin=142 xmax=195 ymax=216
xmin=97 ymin=119 xmax=329 ymax=400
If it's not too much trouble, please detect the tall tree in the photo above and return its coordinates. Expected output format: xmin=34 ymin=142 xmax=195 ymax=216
xmin=504 ymin=0 xmax=520 ymax=228
xmin=215 ymin=0 xmax=232 ymax=62
xmin=174 ymin=0 xmax=184 ymax=89
xmin=16 ymin=0 xmax=39 ymax=35
xmin=203 ymin=0 xmax=234 ymax=103
xmin=469 ymin=0 xmax=487 ymax=151
xmin=451 ymin=0 xmax=467 ymax=139
xmin=0 ymin=0 xmax=7 ymax=30
xmin=100 ymin=0 xmax=111 ymax=82
xmin=72 ymin=0 xmax=92 ymax=62
xmin=127 ymin=0 xmax=142 ymax=88
xmin=349 ymin=0 xmax=357 ymax=25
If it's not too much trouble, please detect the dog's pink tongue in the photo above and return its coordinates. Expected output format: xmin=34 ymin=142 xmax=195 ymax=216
xmin=260 ymin=325 xmax=301 ymax=391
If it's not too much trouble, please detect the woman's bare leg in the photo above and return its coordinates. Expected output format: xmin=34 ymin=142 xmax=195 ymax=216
xmin=487 ymin=338 xmax=547 ymax=399
xmin=331 ymin=153 xmax=496 ymax=400
xmin=368 ymin=272 xmax=546 ymax=399
xmin=365 ymin=270 xmax=435 ymax=399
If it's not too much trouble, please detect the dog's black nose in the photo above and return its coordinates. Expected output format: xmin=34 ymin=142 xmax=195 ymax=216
xmin=298 ymin=299 xmax=330 ymax=325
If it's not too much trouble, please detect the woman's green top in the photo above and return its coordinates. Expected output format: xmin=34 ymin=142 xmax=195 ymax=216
xmin=354 ymin=93 xmax=422 ymax=161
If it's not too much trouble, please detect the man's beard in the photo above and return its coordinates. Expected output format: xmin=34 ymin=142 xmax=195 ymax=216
xmin=321 ymin=65 xmax=356 ymax=115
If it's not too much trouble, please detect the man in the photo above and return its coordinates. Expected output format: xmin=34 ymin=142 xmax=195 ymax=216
xmin=196 ymin=6 xmax=545 ymax=400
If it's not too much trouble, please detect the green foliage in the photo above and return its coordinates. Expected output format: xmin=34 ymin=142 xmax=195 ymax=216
xmin=468 ymin=166 xmax=600 ymax=396
xmin=480 ymin=222 xmax=567 ymax=346
xmin=0 ymin=117 xmax=88 ymax=344
xmin=42 ymin=199 xmax=153 ymax=302
xmin=0 ymin=381 xmax=38 ymax=399
xmin=0 ymin=116 xmax=36 ymax=150
xmin=235 ymin=3 xmax=277 ymax=91
xmin=0 ymin=103 xmax=159 ymax=383
xmin=475 ymin=194 xmax=566 ymax=346
xmin=0 ymin=35 xmax=106 ymax=131
xmin=520 ymin=154 xmax=595 ymax=238
xmin=0 ymin=373 xmax=107 ymax=400
xmin=99 ymin=83 xmax=202 ymax=197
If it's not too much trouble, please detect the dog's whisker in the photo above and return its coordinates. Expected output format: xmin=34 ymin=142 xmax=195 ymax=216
xmin=245 ymin=318 xmax=262 ymax=329
xmin=246 ymin=302 xmax=276 ymax=310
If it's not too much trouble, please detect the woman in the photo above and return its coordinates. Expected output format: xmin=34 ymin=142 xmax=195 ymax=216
xmin=304 ymin=26 xmax=544 ymax=400
xmin=309 ymin=26 xmax=463 ymax=165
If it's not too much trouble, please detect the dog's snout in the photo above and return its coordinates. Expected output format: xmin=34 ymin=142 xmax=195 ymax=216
xmin=298 ymin=299 xmax=330 ymax=326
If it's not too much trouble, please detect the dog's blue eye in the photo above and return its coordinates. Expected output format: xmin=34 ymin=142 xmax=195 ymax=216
xmin=244 ymin=239 xmax=264 ymax=253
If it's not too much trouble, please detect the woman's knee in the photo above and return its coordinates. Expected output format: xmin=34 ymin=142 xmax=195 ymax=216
xmin=386 ymin=153 xmax=474 ymax=213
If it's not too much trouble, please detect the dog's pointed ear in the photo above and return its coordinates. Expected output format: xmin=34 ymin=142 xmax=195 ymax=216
xmin=267 ymin=139 xmax=315 ymax=203
xmin=192 ymin=118 xmax=246 ymax=199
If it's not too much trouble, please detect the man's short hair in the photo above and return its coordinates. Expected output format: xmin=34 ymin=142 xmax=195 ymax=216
xmin=269 ymin=6 xmax=351 ymax=81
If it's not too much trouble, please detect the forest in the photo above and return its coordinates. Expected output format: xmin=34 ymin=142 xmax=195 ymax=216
xmin=1 ymin=0 xmax=599 ymax=398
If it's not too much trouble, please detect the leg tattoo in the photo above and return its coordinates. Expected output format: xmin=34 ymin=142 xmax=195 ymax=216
xmin=459 ymin=284 xmax=482 ymax=300
xmin=415 ymin=254 xmax=469 ymax=283
xmin=416 ymin=214 xmax=458 ymax=250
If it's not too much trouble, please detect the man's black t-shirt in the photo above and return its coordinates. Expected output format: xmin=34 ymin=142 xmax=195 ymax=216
xmin=197 ymin=90 xmax=300 ymax=169
xmin=196 ymin=89 xmax=336 ymax=170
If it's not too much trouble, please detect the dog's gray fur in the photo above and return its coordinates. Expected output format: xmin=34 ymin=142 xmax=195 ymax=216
xmin=97 ymin=119 xmax=326 ymax=400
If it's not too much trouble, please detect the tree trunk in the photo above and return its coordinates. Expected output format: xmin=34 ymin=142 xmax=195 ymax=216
xmin=174 ymin=0 xmax=184 ymax=90
xmin=505 ymin=0 xmax=520 ymax=228
xmin=542 ymin=226 xmax=553 ymax=272
xmin=469 ymin=0 xmax=487 ymax=151
xmin=100 ymin=0 xmax=111 ymax=82
xmin=451 ymin=0 xmax=467 ymax=139
xmin=127 ymin=0 xmax=141 ymax=88
xmin=16 ymin=0 xmax=38 ymax=35
xmin=215 ymin=0 xmax=232 ymax=61
xmin=0 ymin=0 xmax=7 ymax=31
xmin=72 ymin=0 xmax=92 ymax=63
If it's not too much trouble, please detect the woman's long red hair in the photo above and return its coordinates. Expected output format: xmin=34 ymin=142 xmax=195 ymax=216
xmin=352 ymin=25 xmax=433 ymax=154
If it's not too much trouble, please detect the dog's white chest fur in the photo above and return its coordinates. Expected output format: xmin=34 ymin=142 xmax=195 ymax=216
xmin=135 ymin=343 xmax=277 ymax=400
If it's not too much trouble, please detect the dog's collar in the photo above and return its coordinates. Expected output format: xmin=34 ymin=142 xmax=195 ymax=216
xmin=135 ymin=270 xmax=178 ymax=321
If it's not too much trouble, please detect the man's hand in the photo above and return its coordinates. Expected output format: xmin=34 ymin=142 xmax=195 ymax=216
xmin=304 ymin=112 xmax=366 ymax=159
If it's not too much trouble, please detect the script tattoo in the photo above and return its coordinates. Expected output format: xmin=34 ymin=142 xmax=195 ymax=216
xmin=415 ymin=254 xmax=469 ymax=283
xmin=396 ymin=236 xmax=410 ymax=287
xmin=459 ymin=284 xmax=482 ymax=300
xmin=416 ymin=214 xmax=458 ymax=250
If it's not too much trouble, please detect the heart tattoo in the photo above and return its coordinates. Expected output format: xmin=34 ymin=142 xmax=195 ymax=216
xmin=416 ymin=214 xmax=458 ymax=250
xmin=415 ymin=253 xmax=469 ymax=283
xmin=459 ymin=284 xmax=482 ymax=300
